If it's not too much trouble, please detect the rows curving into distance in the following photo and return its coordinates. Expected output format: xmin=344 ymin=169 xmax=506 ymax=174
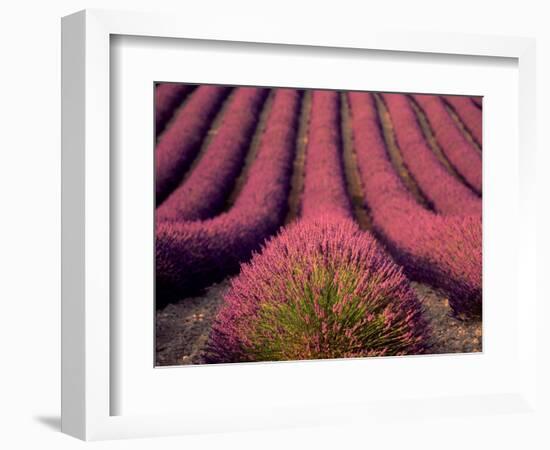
xmin=155 ymin=83 xmax=483 ymax=361
xmin=347 ymin=92 xmax=481 ymax=318
xmin=157 ymin=87 xmax=268 ymax=221
xmin=381 ymin=93 xmax=481 ymax=215
xmin=300 ymin=91 xmax=353 ymax=220
xmin=154 ymin=82 xmax=197 ymax=137
xmin=156 ymin=88 xmax=302 ymax=306
xmin=155 ymin=85 xmax=231 ymax=204
xmin=412 ymin=94 xmax=482 ymax=193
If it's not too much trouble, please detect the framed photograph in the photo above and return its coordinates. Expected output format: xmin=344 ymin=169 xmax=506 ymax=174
xmin=62 ymin=9 xmax=540 ymax=442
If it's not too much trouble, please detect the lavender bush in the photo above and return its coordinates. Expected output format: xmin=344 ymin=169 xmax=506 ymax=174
xmin=205 ymin=217 xmax=430 ymax=363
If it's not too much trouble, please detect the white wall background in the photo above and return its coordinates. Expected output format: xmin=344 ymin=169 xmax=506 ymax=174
xmin=0 ymin=0 xmax=548 ymax=448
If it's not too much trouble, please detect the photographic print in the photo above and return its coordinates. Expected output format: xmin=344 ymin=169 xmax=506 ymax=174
xmin=154 ymin=84 xmax=482 ymax=366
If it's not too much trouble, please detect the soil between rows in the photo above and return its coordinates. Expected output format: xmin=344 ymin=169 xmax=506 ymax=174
xmin=155 ymin=279 xmax=482 ymax=366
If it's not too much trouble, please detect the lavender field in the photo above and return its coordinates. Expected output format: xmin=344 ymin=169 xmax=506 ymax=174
xmin=154 ymin=83 xmax=482 ymax=366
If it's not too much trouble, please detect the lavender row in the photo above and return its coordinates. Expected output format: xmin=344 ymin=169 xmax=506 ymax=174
xmin=155 ymin=89 xmax=301 ymax=305
xmin=205 ymin=217 xmax=430 ymax=363
xmin=154 ymin=83 xmax=196 ymax=137
xmin=471 ymin=96 xmax=483 ymax=109
xmin=157 ymin=87 xmax=268 ymax=221
xmin=413 ymin=94 xmax=482 ymax=194
xmin=348 ymin=92 xmax=482 ymax=318
xmin=300 ymin=90 xmax=353 ymax=220
xmin=155 ymin=85 xmax=231 ymax=205
xmin=382 ymin=93 xmax=481 ymax=216
xmin=443 ymin=95 xmax=483 ymax=147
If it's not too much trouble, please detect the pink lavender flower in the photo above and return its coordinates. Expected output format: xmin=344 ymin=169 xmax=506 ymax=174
xmin=205 ymin=217 xmax=430 ymax=363
xmin=470 ymin=96 xmax=483 ymax=109
xmin=157 ymin=87 xmax=268 ymax=221
xmin=156 ymin=89 xmax=301 ymax=305
xmin=414 ymin=94 xmax=482 ymax=193
xmin=300 ymin=90 xmax=352 ymax=220
xmin=443 ymin=95 xmax=483 ymax=148
xmin=155 ymin=85 xmax=230 ymax=204
xmin=154 ymin=82 xmax=196 ymax=137
xmin=382 ymin=93 xmax=481 ymax=215
xmin=348 ymin=92 xmax=482 ymax=318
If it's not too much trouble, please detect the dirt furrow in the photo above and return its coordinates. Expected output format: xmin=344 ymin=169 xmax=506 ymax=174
xmin=224 ymin=89 xmax=276 ymax=210
xmin=409 ymin=96 xmax=480 ymax=195
xmin=340 ymin=92 xmax=373 ymax=231
xmin=373 ymin=93 xmax=433 ymax=209
xmin=285 ymin=90 xmax=310 ymax=224
xmin=443 ymin=101 xmax=482 ymax=153
xmin=176 ymin=88 xmax=236 ymax=187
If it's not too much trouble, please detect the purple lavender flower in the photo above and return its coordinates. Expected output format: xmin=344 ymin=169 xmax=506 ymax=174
xmin=348 ymin=92 xmax=482 ymax=318
xmin=413 ymin=94 xmax=482 ymax=193
xmin=155 ymin=82 xmax=196 ymax=137
xmin=443 ymin=95 xmax=483 ymax=148
xmin=382 ymin=93 xmax=481 ymax=215
xmin=300 ymin=90 xmax=353 ymax=220
xmin=157 ymin=87 xmax=268 ymax=221
xmin=155 ymin=85 xmax=230 ymax=204
xmin=205 ymin=217 xmax=430 ymax=363
xmin=471 ymin=96 xmax=483 ymax=109
xmin=156 ymin=89 xmax=301 ymax=305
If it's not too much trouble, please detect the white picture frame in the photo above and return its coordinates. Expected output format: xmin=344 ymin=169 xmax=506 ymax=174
xmin=61 ymin=8 xmax=540 ymax=442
